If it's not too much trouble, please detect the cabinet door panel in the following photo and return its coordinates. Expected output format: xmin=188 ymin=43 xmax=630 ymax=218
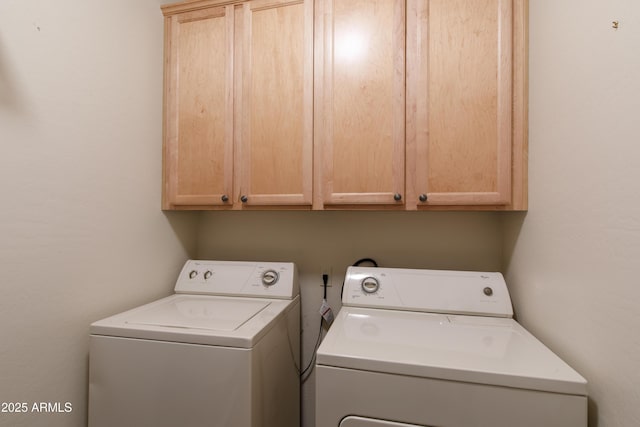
xmin=164 ymin=6 xmax=234 ymax=207
xmin=236 ymin=0 xmax=313 ymax=206
xmin=412 ymin=0 xmax=513 ymax=206
xmin=319 ymin=0 xmax=405 ymax=206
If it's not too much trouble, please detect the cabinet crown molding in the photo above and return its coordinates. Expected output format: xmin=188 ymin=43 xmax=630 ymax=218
xmin=162 ymin=0 xmax=244 ymax=16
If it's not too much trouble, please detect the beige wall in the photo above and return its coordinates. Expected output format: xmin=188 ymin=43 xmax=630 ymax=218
xmin=3 ymin=1 xmax=639 ymax=427
xmin=0 ymin=2 xmax=197 ymax=426
xmin=503 ymin=1 xmax=640 ymax=426
xmin=197 ymin=210 xmax=503 ymax=427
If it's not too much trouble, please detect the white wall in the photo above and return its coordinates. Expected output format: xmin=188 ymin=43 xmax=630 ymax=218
xmin=197 ymin=210 xmax=503 ymax=427
xmin=503 ymin=1 xmax=640 ymax=426
xmin=0 ymin=2 xmax=197 ymax=426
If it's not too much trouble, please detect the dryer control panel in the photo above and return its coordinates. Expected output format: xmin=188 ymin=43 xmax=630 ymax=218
xmin=342 ymin=267 xmax=513 ymax=318
xmin=174 ymin=260 xmax=299 ymax=299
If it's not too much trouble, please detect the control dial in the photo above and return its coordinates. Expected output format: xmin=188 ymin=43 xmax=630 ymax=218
xmin=261 ymin=270 xmax=280 ymax=286
xmin=204 ymin=270 xmax=212 ymax=280
xmin=361 ymin=276 xmax=380 ymax=294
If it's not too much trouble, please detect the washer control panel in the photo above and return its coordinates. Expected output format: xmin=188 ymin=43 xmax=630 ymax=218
xmin=175 ymin=260 xmax=298 ymax=299
xmin=342 ymin=266 xmax=513 ymax=317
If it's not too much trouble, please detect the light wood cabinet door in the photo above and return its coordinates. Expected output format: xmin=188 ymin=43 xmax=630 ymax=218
xmin=407 ymin=0 xmax=527 ymax=209
xmin=235 ymin=0 xmax=313 ymax=207
xmin=163 ymin=6 xmax=234 ymax=209
xmin=316 ymin=0 xmax=406 ymax=207
xmin=162 ymin=0 xmax=313 ymax=210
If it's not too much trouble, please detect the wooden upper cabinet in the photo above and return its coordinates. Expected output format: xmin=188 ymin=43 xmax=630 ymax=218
xmin=161 ymin=0 xmax=527 ymax=211
xmin=235 ymin=0 xmax=313 ymax=207
xmin=315 ymin=0 xmax=406 ymax=207
xmin=407 ymin=0 xmax=527 ymax=210
xmin=162 ymin=0 xmax=313 ymax=209
xmin=163 ymin=5 xmax=234 ymax=208
xmin=316 ymin=0 xmax=527 ymax=210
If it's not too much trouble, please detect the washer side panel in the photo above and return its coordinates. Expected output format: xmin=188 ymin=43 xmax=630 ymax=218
xmin=251 ymin=298 xmax=301 ymax=427
xmin=89 ymin=336 xmax=252 ymax=427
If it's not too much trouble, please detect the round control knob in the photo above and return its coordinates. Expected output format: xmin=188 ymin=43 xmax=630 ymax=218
xmin=419 ymin=194 xmax=428 ymax=202
xmin=483 ymin=287 xmax=493 ymax=296
xmin=204 ymin=270 xmax=212 ymax=280
xmin=361 ymin=276 xmax=380 ymax=294
xmin=261 ymin=270 xmax=279 ymax=286
xmin=188 ymin=270 xmax=198 ymax=279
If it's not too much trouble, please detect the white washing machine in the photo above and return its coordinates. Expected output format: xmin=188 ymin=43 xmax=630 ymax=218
xmin=316 ymin=267 xmax=588 ymax=427
xmin=89 ymin=260 xmax=300 ymax=427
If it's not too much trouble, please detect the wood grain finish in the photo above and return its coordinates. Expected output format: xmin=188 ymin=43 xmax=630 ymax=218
xmin=510 ymin=0 xmax=528 ymax=210
xmin=163 ymin=6 xmax=234 ymax=208
xmin=318 ymin=0 xmax=406 ymax=206
xmin=162 ymin=0 xmax=237 ymax=16
xmin=236 ymin=0 xmax=313 ymax=206
xmin=162 ymin=0 xmax=528 ymax=211
xmin=163 ymin=0 xmax=313 ymax=209
xmin=410 ymin=0 xmax=516 ymax=207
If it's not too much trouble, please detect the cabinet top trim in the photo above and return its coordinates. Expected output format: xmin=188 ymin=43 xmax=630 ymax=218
xmin=162 ymin=0 xmax=242 ymax=16
xmin=162 ymin=0 xmax=300 ymax=16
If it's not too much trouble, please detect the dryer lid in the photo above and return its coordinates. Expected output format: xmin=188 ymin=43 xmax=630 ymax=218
xmin=317 ymin=307 xmax=587 ymax=396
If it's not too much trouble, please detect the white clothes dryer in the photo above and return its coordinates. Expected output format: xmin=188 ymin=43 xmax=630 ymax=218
xmin=89 ymin=260 xmax=300 ymax=427
xmin=316 ymin=267 xmax=587 ymax=427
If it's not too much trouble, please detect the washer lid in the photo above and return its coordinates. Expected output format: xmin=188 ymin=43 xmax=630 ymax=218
xmin=125 ymin=296 xmax=270 ymax=331
xmin=90 ymin=294 xmax=296 ymax=348
xmin=317 ymin=307 xmax=587 ymax=396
